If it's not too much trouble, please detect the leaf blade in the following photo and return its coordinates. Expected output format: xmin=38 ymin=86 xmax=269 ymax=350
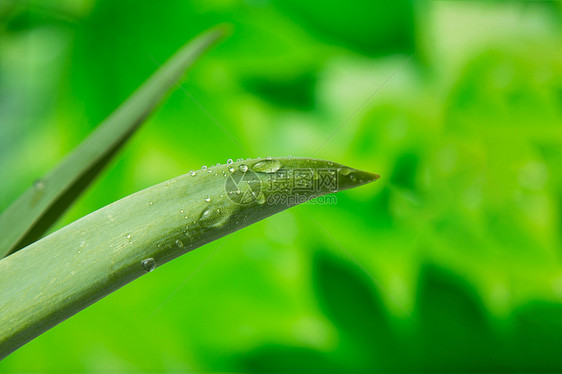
xmin=0 ymin=157 xmax=379 ymax=359
xmin=0 ymin=27 xmax=227 ymax=258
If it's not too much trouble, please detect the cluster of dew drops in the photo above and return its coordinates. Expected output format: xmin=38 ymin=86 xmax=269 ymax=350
xmin=138 ymin=156 xmax=362 ymax=274
xmin=140 ymin=158 xmax=265 ymax=273
xmin=187 ymin=157 xmax=274 ymax=177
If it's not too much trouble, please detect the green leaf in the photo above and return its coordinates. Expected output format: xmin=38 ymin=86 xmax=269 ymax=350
xmin=0 ymin=27 xmax=227 ymax=258
xmin=312 ymin=250 xmax=394 ymax=368
xmin=239 ymin=344 xmax=336 ymax=372
xmin=273 ymin=0 xmax=416 ymax=56
xmin=0 ymin=157 xmax=379 ymax=359
xmin=416 ymin=264 xmax=493 ymax=369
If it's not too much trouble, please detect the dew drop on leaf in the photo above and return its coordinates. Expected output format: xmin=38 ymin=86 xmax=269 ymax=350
xmin=198 ymin=207 xmax=228 ymax=228
xmin=141 ymin=258 xmax=156 ymax=272
xmin=252 ymin=159 xmax=281 ymax=173
xmin=338 ymin=167 xmax=352 ymax=176
xmin=33 ymin=179 xmax=45 ymax=190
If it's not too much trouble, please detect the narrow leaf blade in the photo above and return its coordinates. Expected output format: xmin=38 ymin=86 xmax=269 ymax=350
xmin=0 ymin=27 xmax=227 ymax=258
xmin=0 ymin=157 xmax=379 ymax=359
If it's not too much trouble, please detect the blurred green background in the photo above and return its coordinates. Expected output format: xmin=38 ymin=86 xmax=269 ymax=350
xmin=1 ymin=0 xmax=562 ymax=372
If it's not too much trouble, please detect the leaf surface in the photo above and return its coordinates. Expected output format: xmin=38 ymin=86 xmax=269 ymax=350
xmin=0 ymin=157 xmax=379 ymax=359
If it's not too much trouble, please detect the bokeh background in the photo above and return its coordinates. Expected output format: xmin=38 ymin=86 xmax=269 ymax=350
xmin=1 ymin=0 xmax=562 ymax=372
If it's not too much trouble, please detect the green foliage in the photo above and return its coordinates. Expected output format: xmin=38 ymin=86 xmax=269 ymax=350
xmin=0 ymin=0 xmax=561 ymax=371
xmin=274 ymin=0 xmax=416 ymax=56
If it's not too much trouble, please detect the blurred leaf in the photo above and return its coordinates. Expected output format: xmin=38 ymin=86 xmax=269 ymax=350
xmin=273 ymin=0 xmax=416 ymax=56
xmin=0 ymin=27 xmax=227 ymax=258
xmin=242 ymin=68 xmax=318 ymax=110
xmin=513 ymin=301 xmax=562 ymax=370
xmin=416 ymin=264 xmax=496 ymax=370
xmin=390 ymin=152 xmax=419 ymax=191
xmin=312 ymin=250 xmax=394 ymax=368
xmin=0 ymin=2 xmax=76 ymax=32
xmin=238 ymin=344 xmax=335 ymax=372
xmin=446 ymin=49 xmax=561 ymax=134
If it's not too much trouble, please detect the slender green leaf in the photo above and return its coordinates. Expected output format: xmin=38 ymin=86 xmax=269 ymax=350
xmin=0 ymin=27 xmax=227 ymax=258
xmin=0 ymin=157 xmax=379 ymax=359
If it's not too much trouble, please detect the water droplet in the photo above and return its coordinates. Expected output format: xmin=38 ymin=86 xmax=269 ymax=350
xmin=189 ymin=170 xmax=196 ymax=176
xmin=147 ymin=201 xmax=153 ymax=206
xmin=228 ymin=166 xmax=235 ymax=173
xmin=349 ymin=174 xmax=356 ymax=181
xmin=176 ymin=239 xmax=184 ymax=247
xmin=338 ymin=167 xmax=352 ymax=176
xmin=239 ymin=164 xmax=249 ymax=172
xmin=252 ymin=159 xmax=281 ymax=173
xmin=184 ymin=215 xmax=188 ymax=220
xmin=216 ymin=163 xmax=221 ymax=167
xmin=227 ymin=159 xmax=233 ymax=165
xmin=288 ymin=155 xmax=293 ymax=160
xmin=256 ymin=193 xmax=266 ymax=205
xmin=126 ymin=234 xmax=131 ymax=239
xmin=198 ymin=207 xmax=228 ymax=228
xmin=204 ymin=195 xmax=211 ymax=202
xmin=33 ymin=179 xmax=44 ymax=190
xmin=202 ymin=165 xmax=207 ymax=171
xmin=237 ymin=158 xmax=243 ymax=162
xmin=180 ymin=209 xmax=184 ymax=213
xmin=141 ymin=258 xmax=156 ymax=272
xmin=266 ymin=156 xmax=272 ymax=160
